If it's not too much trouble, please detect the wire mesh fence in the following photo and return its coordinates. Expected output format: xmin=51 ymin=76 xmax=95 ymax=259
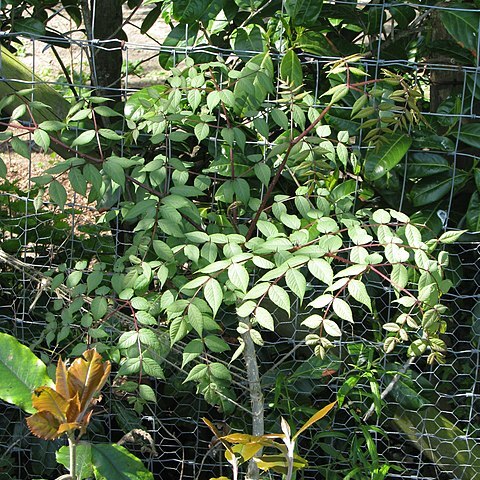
xmin=0 ymin=1 xmax=479 ymax=479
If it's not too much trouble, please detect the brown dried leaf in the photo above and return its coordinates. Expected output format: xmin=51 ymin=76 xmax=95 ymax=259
xmin=27 ymin=411 xmax=61 ymax=440
xmin=67 ymin=349 xmax=111 ymax=411
xmin=55 ymin=357 xmax=71 ymax=400
xmin=65 ymin=393 xmax=81 ymax=424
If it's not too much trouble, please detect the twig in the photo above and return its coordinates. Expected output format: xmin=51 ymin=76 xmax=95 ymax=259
xmin=245 ymin=104 xmax=332 ymax=241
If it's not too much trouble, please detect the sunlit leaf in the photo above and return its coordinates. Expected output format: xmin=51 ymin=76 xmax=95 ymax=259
xmin=293 ymin=401 xmax=337 ymax=440
xmin=0 ymin=333 xmax=54 ymax=413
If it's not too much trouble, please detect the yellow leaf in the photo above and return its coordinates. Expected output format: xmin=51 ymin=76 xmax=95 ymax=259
xmin=292 ymin=401 xmax=336 ymax=440
xmin=232 ymin=442 xmax=262 ymax=462
xmin=57 ymin=421 xmax=82 ymax=435
xmin=254 ymin=454 xmax=308 ymax=474
xmin=31 ymin=386 xmax=68 ymax=421
xmin=202 ymin=418 xmax=234 ymax=454
xmin=222 ymin=433 xmax=253 ymax=443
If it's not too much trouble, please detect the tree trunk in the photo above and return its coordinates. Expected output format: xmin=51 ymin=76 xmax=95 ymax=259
xmin=83 ymin=0 xmax=123 ymax=101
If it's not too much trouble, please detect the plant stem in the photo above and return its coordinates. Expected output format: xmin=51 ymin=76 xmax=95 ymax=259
xmin=245 ymin=104 xmax=331 ymax=241
xmin=240 ymin=317 xmax=264 ymax=480
xmin=68 ymin=436 xmax=77 ymax=480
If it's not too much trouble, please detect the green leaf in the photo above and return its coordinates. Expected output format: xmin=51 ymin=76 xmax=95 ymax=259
xmin=271 ymin=109 xmax=289 ymax=130
xmin=254 ymin=307 xmax=274 ymax=331
xmin=99 ymin=128 xmax=123 ymax=140
xmin=0 ymin=333 xmax=54 ymax=413
xmin=323 ymin=319 xmax=342 ymax=337
xmin=280 ymin=50 xmax=303 ymax=88
xmin=332 ymin=298 xmax=353 ymax=323
xmin=91 ymin=297 xmax=108 ymax=321
xmin=182 ymin=339 xmax=203 ymax=368
xmin=142 ymin=358 xmax=165 ymax=379
xmin=72 ymin=130 xmax=96 ymax=147
xmin=347 ymin=280 xmax=372 ymax=311
xmin=0 ymin=157 xmax=7 ymax=179
xmin=188 ymin=89 xmax=201 ymax=112
xmin=438 ymin=230 xmax=467 ymax=244
xmin=364 ymin=133 xmax=411 ymax=181
xmin=158 ymin=24 xmax=199 ymax=69
xmin=69 ymin=167 xmax=87 ymax=196
xmin=139 ymin=384 xmax=156 ymax=402
xmin=13 ymin=17 xmax=45 ymax=35
xmin=231 ymin=25 xmax=266 ymax=60
xmin=49 ymin=180 xmax=67 ymax=209
xmin=185 ymin=363 xmax=208 ymax=382
xmin=204 ymin=335 xmax=230 ymax=353
xmin=408 ymin=153 xmax=450 ymax=178
xmin=441 ymin=7 xmax=480 ymax=52
xmin=194 ymin=123 xmax=210 ymax=142
xmin=308 ymin=259 xmax=333 ymax=286
xmin=285 ymin=269 xmax=306 ymax=302
xmin=254 ymin=163 xmax=271 ymax=186
xmin=188 ymin=303 xmax=204 ymax=335
xmin=103 ymin=159 xmax=125 ymax=188
xmin=390 ymin=5 xmax=416 ymax=28
xmin=57 ymin=443 xmax=93 ymax=480
xmin=136 ymin=311 xmax=157 ymax=326
xmin=410 ymin=171 xmax=468 ymax=207
xmin=209 ymin=362 xmax=231 ymax=381
xmin=459 ymin=123 xmax=480 ymax=148
xmin=228 ymin=263 xmax=249 ymax=292
xmin=87 ymin=270 xmax=103 ymax=294
xmin=284 ymin=0 xmax=323 ymax=27
xmin=391 ymin=263 xmax=408 ymax=291
xmin=234 ymin=53 xmax=274 ymax=117
xmin=94 ymin=106 xmax=122 ymax=117
xmin=118 ymin=331 xmax=139 ymax=349
xmin=268 ymin=285 xmax=290 ymax=315
xmin=467 ymin=192 xmax=480 ymax=232
xmin=33 ymin=129 xmax=50 ymax=152
xmin=140 ymin=4 xmax=161 ymax=34
xmin=204 ymin=278 xmax=223 ymax=317
xmin=91 ymin=444 xmax=153 ymax=480
xmin=11 ymin=137 xmax=30 ymax=160
xmin=172 ymin=0 xmax=223 ymax=23
xmin=131 ymin=297 xmax=150 ymax=310
xmin=118 ymin=357 xmax=141 ymax=376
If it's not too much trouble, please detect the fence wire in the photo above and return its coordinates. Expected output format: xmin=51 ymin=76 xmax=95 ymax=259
xmin=0 ymin=1 xmax=479 ymax=479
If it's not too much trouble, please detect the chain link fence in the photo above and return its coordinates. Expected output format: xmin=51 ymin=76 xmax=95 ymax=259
xmin=0 ymin=1 xmax=479 ymax=479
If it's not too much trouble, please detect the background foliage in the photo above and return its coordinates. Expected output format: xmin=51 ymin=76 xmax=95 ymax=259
xmin=0 ymin=1 xmax=479 ymax=479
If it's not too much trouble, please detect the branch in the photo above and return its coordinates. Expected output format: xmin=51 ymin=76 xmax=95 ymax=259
xmin=245 ymin=104 xmax=332 ymax=241
xmin=240 ymin=316 xmax=264 ymax=480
